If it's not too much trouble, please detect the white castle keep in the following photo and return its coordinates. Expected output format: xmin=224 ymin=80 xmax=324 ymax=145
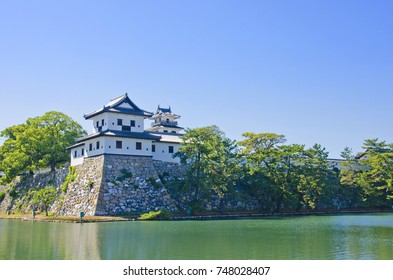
xmin=68 ymin=93 xmax=183 ymax=166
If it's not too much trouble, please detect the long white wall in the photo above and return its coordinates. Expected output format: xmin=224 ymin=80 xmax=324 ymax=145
xmin=152 ymin=142 xmax=180 ymax=163
xmin=91 ymin=113 xmax=145 ymax=133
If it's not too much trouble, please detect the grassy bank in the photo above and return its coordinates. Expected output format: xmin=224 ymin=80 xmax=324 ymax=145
xmin=1 ymin=208 xmax=392 ymax=223
xmin=0 ymin=213 xmax=135 ymax=223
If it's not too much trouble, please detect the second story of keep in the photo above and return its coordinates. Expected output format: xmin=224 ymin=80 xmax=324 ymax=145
xmin=84 ymin=93 xmax=153 ymax=134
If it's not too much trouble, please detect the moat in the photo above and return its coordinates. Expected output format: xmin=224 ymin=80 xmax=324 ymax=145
xmin=1 ymin=213 xmax=393 ymax=260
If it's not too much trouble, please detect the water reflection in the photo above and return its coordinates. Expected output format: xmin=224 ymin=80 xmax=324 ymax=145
xmin=1 ymin=214 xmax=393 ymax=260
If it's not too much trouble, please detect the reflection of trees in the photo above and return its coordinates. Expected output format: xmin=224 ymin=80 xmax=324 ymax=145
xmin=1 ymin=216 xmax=393 ymax=260
xmin=0 ymin=220 xmax=101 ymax=259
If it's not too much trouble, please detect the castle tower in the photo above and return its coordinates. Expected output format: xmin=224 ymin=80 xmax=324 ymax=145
xmin=68 ymin=94 xmax=183 ymax=166
xmin=145 ymin=106 xmax=183 ymax=134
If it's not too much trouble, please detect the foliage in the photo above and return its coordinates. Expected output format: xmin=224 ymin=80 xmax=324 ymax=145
xmin=339 ymin=139 xmax=393 ymax=208
xmin=0 ymin=111 xmax=86 ymax=183
xmin=239 ymin=133 xmax=339 ymax=212
xmin=62 ymin=166 xmax=77 ymax=193
xmin=147 ymin=177 xmax=160 ymax=189
xmin=0 ymin=191 xmax=5 ymax=203
xmin=31 ymin=186 xmax=58 ymax=216
xmin=86 ymin=181 xmax=94 ymax=188
xmin=175 ymin=126 xmax=241 ymax=209
xmin=117 ymin=169 xmax=133 ymax=182
xmin=138 ymin=210 xmax=171 ymax=220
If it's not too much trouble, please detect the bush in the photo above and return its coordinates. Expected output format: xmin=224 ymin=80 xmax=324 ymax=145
xmin=8 ymin=186 xmax=18 ymax=199
xmin=0 ymin=191 xmax=5 ymax=203
xmin=117 ymin=169 xmax=133 ymax=182
xmin=62 ymin=166 xmax=77 ymax=192
xmin=147 ymin=177 xmax=160 ymax=189
xmin=138 ymin=209 xmax=171 ymax=220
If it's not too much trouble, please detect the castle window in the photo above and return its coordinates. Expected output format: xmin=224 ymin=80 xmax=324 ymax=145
xmin=116 ymin=141 xmax=122 ymax=149
xmin=152 ymin=145 xmax=156 ymax=152
xmin=81 ymin=149 xmax=84 ymax=156
xmin=102 ymin=119 xmax=104 ymax=126
xmin=172 ymin=131 xmax=176 ymax=134
xmin=122 ymin=125 xmax=131 ymax=131
xmin=74 ymin=151 xmax=77 ymax=158
xmin=117 ymin=119 xmax=123 ymax=126
xmin=89 ymin=143 xmax=93 ymax=151
xmin=136 ymin=142 xmax=142 ymax=150
xmin=164 ymin=130 xmax=168 ymax=133
xmin=169 ymin=146 xmax=174 ymax=154
xmin=96 ymin=121 xmax=99 ymax=128
xmin=130 ymin=120 xmax=135 ymax=127
xmin=96 ymin=141 xmax=100 ymax=150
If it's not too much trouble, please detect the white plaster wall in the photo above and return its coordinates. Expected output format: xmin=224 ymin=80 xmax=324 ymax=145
xmin=70 ymin=145 xmax=86 ymax=166
xmin=102 ymin=137 xmax=153 ymax=157
xmin=84 ymin=138 xmax=106 ymax=158
xmin=106 ymin=113 xmax=145 ymax=132
xmin=91 ymin=114 xmax=109 ymax=133
xmin=152 ymin=142 xmax=180 ymax=163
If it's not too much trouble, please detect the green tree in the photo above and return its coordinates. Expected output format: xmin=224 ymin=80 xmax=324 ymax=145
xmin=339 ymin=147 xmax=364 ymax=208
xmin=32 ymin=186 xmax=58 ymax=216
xmin=0 ymin=111 xmax=86 ymax=183
xmin=238 ymin=132 xmax=304 ymax=211
xmin=175 ymin=126 xmax=240 ymax=210
xmin=296 ymin=144 xmax=338 ymax=210
xmin=356 ymin=139 xmax=393 ymax=207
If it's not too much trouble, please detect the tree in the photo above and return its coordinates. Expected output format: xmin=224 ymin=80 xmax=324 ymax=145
xmin=238 ymin=132 xmax=303 ymax=211
xmin=296 ymin=144 xmax=338 ymax=210
xmin=356 ymin=139 xmax=393 ymax=207
xmin=339 ymin=140 xmax=393 ymax=208
xmin=339 ymin=147 xmax=364 ymax=208
xmin=0 ymin=111 xmax=86 ymax=183
xmin=175 ymin=126 xmax=240 ymax=210
xmin=32 ymin=186 xmax=58 ymax=216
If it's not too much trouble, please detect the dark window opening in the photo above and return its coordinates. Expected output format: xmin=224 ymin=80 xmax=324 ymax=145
xmin=81 ymin=149 xmax=84 ymax=156
xmin=102 ymin=119 xmax=104 ymax=126
xmin=172 ymin=131 xmax=176 ymax=134
xmin=130 ymin=120 xmax=135 ymax=127
xmin=74 ymin=151 xmax=77 ymax=158
xmin=116 ymin=141 xmax=122 ymax=149
xmin=136 ymin=142 xmax=142 ymax=150
xmin=122 ymin=125 xmax=131 ymax=131
xmin=117 ymin=119 xmax=123 ymax=126
xmin=164 ymin=130 xmax=168 ymax=133
xmin=169 ymin=146 xmax=174 ymax=154
xmin=89 ymin=143 xmax=93 ymax=151
xmin=96 ymin=121 xmax=99 ymax=128
xmin=96 ymin=141 xmax=100 ymax=150
xmin=152 ymin=145 xmax=156 ymax=152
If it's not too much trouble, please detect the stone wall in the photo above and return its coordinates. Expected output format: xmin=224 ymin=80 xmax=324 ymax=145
xmin=58 ymin=154 xmax=181 ymax=216
xmin=0 ymin=154 xmax=260 ymax=217
xmin=56 ymin=156 xmax=105 ymax=216
xmin=0 ymin=167 xmax=68 ymax=214
xmin=95 ymin=155 xmax=178 ymax=215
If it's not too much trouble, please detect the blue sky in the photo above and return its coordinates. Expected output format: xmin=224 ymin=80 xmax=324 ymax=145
xmin=0 ymin=0 xmax=392 ymax=158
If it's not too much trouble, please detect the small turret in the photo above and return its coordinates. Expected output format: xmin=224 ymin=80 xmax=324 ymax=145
xmin=146 ymin=106 xmax=183 ymax=134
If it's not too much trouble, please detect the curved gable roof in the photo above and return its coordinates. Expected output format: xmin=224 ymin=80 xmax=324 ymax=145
xmin=84 ymin=93 xmax=153 ymax=119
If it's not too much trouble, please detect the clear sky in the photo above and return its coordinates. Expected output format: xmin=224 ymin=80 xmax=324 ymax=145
xmin=0 ymin=0 xmax=392 ymax=158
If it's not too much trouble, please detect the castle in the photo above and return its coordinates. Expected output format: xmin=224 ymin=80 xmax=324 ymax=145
xmin=68 ymin=93 xmax=184 ymax=165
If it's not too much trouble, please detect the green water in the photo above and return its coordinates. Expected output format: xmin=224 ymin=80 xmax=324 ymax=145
xmin=1 ymin=213 xmax=393 ymax=260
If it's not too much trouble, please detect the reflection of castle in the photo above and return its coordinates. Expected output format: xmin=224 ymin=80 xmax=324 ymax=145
xmin=68 ymin=93 xmax=183 ymax=165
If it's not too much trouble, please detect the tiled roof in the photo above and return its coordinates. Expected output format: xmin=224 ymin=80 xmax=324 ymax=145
xmin=84 ymin=93 xmax=153 ymax=119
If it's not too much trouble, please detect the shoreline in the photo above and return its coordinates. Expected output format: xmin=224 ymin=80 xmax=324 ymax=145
xmin=1 ymin=208 xmax=392 ymax=223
